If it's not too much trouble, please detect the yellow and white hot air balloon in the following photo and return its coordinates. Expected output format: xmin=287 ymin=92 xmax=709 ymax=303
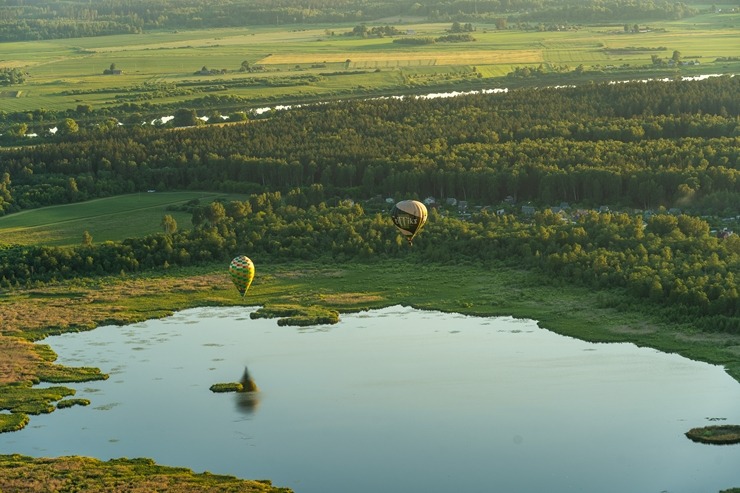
xmin=228 ymin=255 xmax=255 ymax=297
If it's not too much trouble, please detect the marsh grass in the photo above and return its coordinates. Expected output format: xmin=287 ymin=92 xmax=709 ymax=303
xmin=0 ymin=455 xmax=293 ymax=492
xmin=36 ymin=365 xmax=109 ymax=384
xmin=0 ymin=382 xmax=75 ymax=415
xmin=0 ymin=413 xmax=28 ymax=433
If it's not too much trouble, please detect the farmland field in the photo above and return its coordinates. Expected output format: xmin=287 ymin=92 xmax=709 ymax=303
xmin=1 ymin=12 xmax=738 ymax=115
xmin=0 ymin=191 xmax=238 ymax=247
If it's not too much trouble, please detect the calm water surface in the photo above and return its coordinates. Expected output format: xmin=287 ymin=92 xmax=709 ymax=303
xmin=2 ymin=306 xmax=740 ymax=493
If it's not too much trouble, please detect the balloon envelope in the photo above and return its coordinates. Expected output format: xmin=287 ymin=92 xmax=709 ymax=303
xmin=229 ymin=255 xmax=255 ymax=297
xmin=391 ymin=200 xmax=428 ymax=245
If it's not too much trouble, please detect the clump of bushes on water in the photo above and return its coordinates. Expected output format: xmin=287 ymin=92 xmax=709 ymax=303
xmin=685 ymin=425 xmax=740 ymax=444
xmin=250 ymin=304 xmax=340 ymax=326
xmin=210 ymin=383 xmax=244 ymax=393
xmin=56 ymin=398 xmax=90 ymax=409
xmin=250 ymin=305 xmax=303 ymax=320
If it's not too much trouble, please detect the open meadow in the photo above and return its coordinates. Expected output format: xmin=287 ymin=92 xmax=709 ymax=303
xmin=0 ymin=191 xmax=237 ymax=246
xmin=1 ymin=11 xmax=739 ymax=114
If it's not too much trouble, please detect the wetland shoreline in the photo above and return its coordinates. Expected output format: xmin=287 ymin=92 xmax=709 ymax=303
xmin=1 ymin=260 xmax=739 ymax=491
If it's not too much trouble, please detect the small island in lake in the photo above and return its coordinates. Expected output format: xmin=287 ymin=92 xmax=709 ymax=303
xmin=210 ymin=367 xmax=260 ymax=393
xmin=685 ymin=425 xmax=740 ymax=445
xmin=209 ymin=382 xmax=245 ymax=393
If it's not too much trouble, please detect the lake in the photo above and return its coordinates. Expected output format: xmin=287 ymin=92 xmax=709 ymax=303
xmin=2 ymin=305 xmax=740 ymax=493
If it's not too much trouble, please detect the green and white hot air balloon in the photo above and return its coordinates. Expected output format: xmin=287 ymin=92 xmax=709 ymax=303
xmin=391 ymin=200 xmax=428 ymax=246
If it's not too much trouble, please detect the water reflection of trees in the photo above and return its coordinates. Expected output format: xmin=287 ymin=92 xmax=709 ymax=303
xmin=235 ymin=391 xmax=260 ymax=415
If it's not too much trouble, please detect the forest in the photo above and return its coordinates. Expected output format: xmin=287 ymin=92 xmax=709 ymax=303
xmin=1 ymin=77 xmax=738 ymax=215
xmin=0 ymin=77 xmax=738 ymax=334
xmin=0 ymin=0 xmax=700 ymax=41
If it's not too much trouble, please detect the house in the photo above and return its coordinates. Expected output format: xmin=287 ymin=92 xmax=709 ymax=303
xmin=521 ymin=205 xmax=536 ymax=215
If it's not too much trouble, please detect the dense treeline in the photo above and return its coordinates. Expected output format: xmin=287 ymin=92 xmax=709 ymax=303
xmin=0 ymin=0 xmax=697 ymax=41
xmin=1 ymin=77 xmax=738 ymax=216
xmin=1 ymin=194 xmax=737 ymax=332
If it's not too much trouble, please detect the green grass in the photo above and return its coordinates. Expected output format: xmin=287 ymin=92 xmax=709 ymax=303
xmin=1 ymin=17 xmax=738 ymax=114
xmin=0 ymin=191 xmax=240 ymax=246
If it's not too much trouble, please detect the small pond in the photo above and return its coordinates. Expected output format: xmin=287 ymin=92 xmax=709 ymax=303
xmin=2 ymin=306 xmax=740 ymax=492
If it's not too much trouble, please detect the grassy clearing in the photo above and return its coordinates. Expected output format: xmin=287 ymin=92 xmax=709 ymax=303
xmin=0 ymin=191 xmax=238 ymax=246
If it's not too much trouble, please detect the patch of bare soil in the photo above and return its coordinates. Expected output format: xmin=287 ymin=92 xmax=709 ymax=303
xmin=0 ymin=338 xmax=42 ymax=384
xmin=318 ymin=292 xmax=384 ymax=304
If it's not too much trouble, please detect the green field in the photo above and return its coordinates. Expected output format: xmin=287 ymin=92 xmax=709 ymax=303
xmin=1 ymin=12 xmax=738 ymax=114
xmin=0 ymin=191 xmax=236 ymax=246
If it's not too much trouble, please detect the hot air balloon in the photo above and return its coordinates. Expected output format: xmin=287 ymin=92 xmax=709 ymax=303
xmin=229 ymin=255 xmax=255 ymax=297
xmin=391 ymin=199 xmax=428 ymax=245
